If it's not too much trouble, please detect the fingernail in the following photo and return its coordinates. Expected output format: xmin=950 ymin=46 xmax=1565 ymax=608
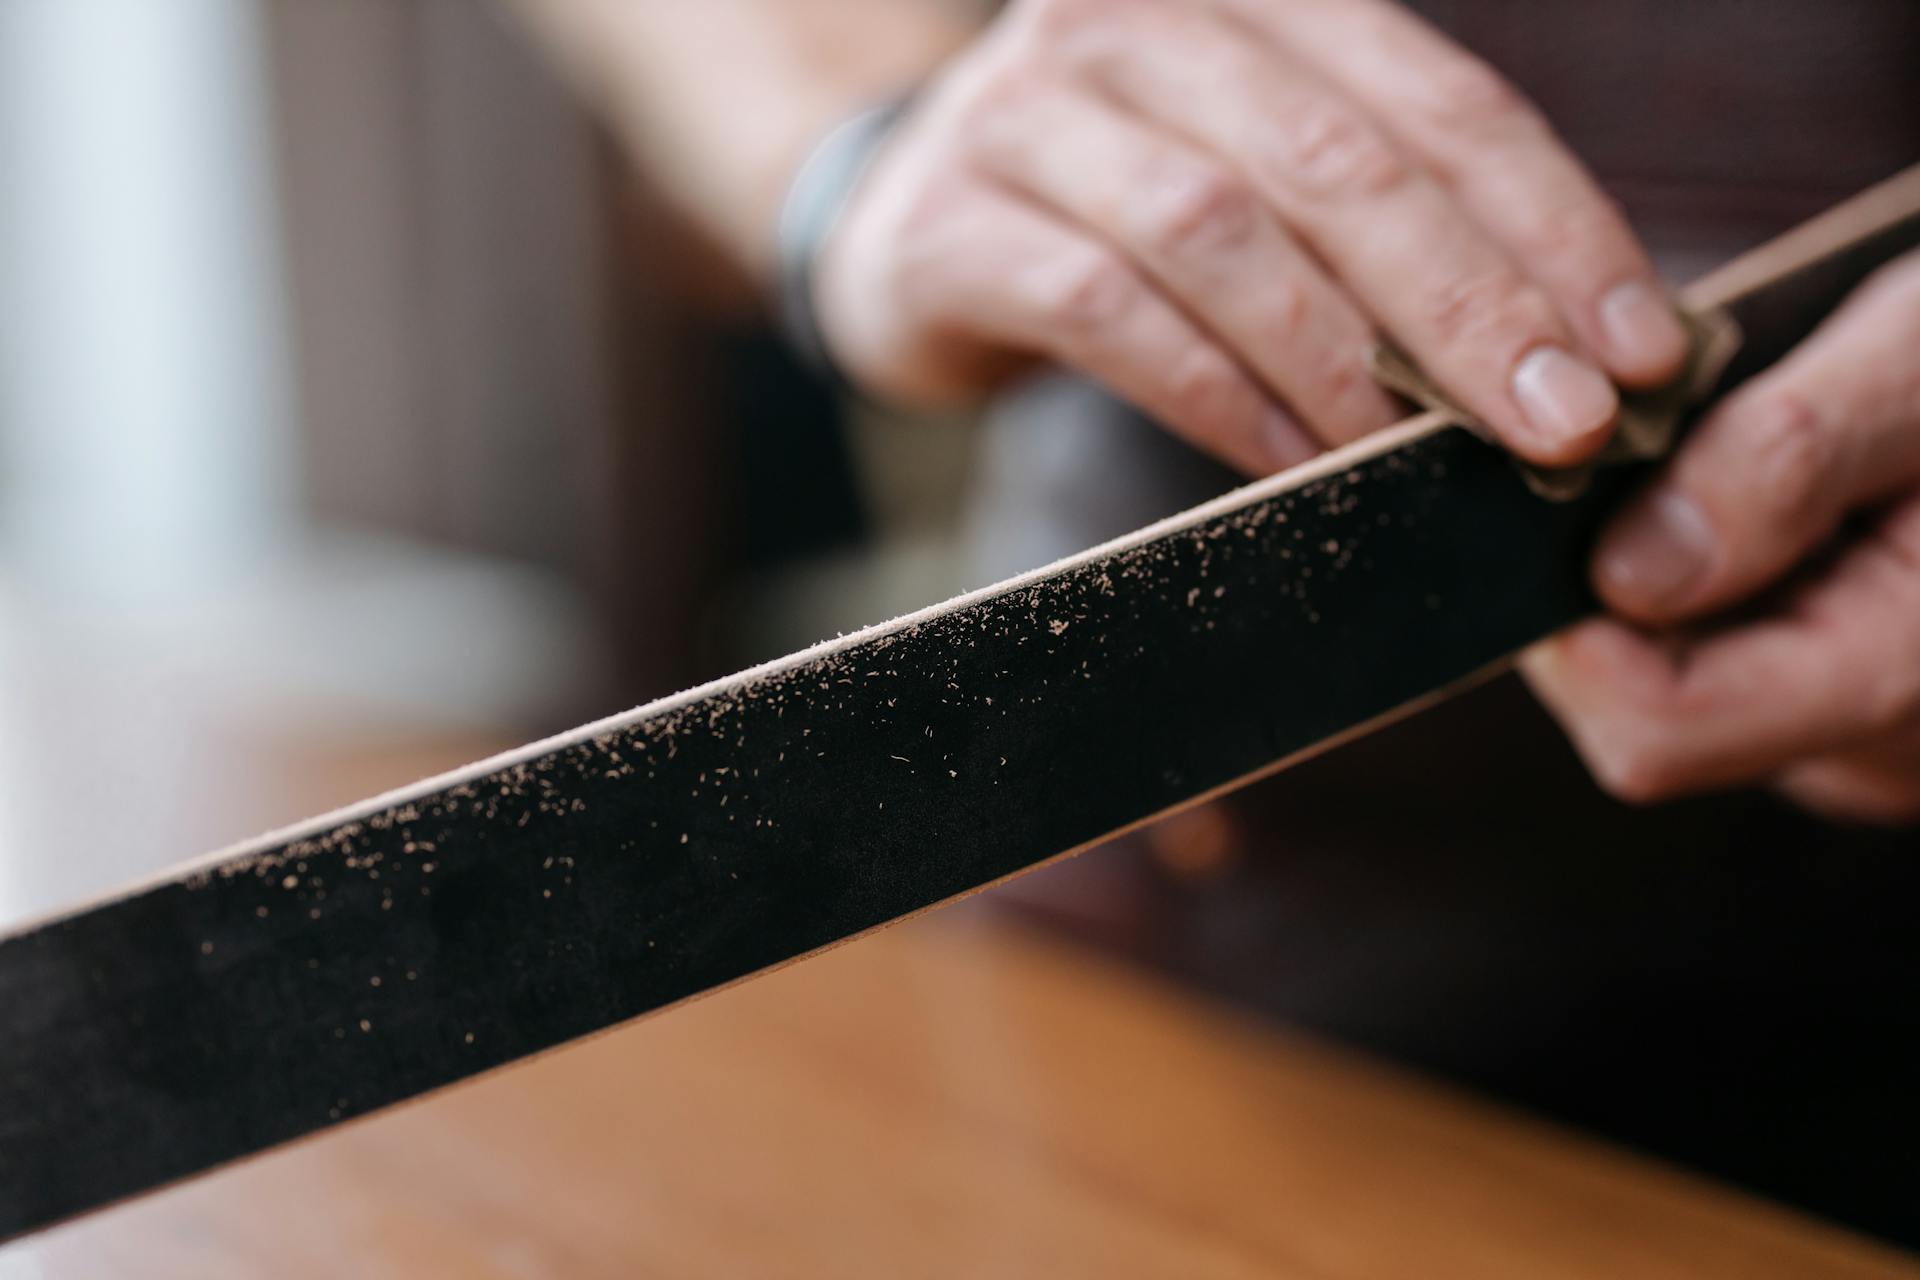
xmin=1512 ymin=346 xmax=1618 ymax=451
xmin=1261 ymin=404 xmax=1316 ymax=471
xmin=1600 ymin=280 xmax=1689 ymax=376
xmin=1595 ymin=488 xmax=1715 ymax=610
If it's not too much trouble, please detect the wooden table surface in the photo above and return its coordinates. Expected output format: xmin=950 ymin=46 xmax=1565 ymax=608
xmin=4 ymin=724 xmax=1917 ymax=1277
xmin=7 ymin=914 xmax=1914 ymax=1277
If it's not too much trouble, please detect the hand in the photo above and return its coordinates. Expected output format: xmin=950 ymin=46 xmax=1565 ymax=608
xmin=811 ymin=0 xmax=1689 ymax=475
xmin=1524 ymin=250 xmax=1920 ymax=824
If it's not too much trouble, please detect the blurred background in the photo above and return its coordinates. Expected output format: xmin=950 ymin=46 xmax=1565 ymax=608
xmin=3 ymin=0 xmax=1919 ymax=1251
xmin=6 ymin=0 xmax=1914 ymax=920
xmin=0 ymin=0 xmax=983 ymax=926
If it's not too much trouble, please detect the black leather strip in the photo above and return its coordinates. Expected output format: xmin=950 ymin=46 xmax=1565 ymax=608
xmin=0 ymin=417 xmax=1609 ymax=1238
xmin=2 ymin=170 xmax=1917 ymax=1240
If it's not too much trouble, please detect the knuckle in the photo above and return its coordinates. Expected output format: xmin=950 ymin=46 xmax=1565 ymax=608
xmin=1244 ymin=270 xmax=1320 ymax=351
xmin=1318 ymin=349 xmax=1387 ymax=419
xmin=1256 ymin=273 xmax=1316 ymax=347
xmin=1270 ymin=297 xmax=1371 ymax=398
xmin=1519 ymin=197 xmax=1634 ymax=272
xmin=1268 ymin=97 xmax=1410 ymax=200
xmin=1743 ymin=387 xmax=1839 ymax=529
xmin=1138 ymin=164 xmax=1262 ymax=258
xmin=1040 ymin=249 xmax=1140 ymax=332
xmin=1423 ymin=267 xmax=1556 ymax=353
xmin=1161 ymin=346 xmax=1247 ymax=427
xmin=1418 ymin=57 xmax=1538 ymax=136
xmin=944 ymin=56 xmax=1043 ymax=148
xmin=893 ymin=181 xmax=974 ymax=275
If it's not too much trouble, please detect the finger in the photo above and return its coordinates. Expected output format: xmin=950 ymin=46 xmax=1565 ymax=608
xmin=1777 ymin=495 xmax=1920 ymax=824
xmin=1775 ymin=735 xmax=1920 ymax=827
xmin=906 ymin=186 xmax=1314 ymax=473
xmin=1143 ymin=799 xmax=1245 ymax=883
xmin=966 ymin=84 xmax=1400 ymax=446
xmin=1232 ymin=0 xmax=1688 ymax=387
xmin=1070 ymin=4 xmax=1618 ymax=465
xmin=1591 ymin=253 xmax=1920 ymax=624
xmin=1523 ymin=506 xmax=1920 ymax=803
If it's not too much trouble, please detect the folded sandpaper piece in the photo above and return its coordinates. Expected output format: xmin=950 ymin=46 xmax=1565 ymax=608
xmin=3 ymin=166 xmax=1918 ymax=1240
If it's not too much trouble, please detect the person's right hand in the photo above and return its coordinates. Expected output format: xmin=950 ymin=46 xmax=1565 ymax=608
xmin=811 ymin=0 xmax=1690 ymax=476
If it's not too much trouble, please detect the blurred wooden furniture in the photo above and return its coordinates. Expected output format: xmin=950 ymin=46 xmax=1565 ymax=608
xmin=12 ymin=889 xmax=1917 ymax=1276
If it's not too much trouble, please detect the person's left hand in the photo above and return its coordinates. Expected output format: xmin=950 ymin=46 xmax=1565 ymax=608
xmin=1523 ymin=248 xmax=1920 ymax=824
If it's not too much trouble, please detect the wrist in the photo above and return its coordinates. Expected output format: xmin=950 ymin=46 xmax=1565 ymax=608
xmin=775 ymin=97 xmax=912 ymax=384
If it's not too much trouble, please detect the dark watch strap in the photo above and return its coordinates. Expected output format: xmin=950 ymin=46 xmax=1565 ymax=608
xmin=776 ymin=97 xmax=913 ymax=384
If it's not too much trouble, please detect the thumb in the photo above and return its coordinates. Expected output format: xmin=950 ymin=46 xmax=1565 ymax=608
xmin=1592 ymin=253 xmax=1920 ymax=624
